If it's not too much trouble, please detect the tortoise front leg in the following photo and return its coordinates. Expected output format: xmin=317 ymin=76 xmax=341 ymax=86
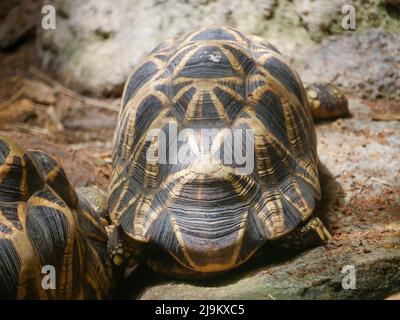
xmin=107 ymin=226 xmax=144 ymax=278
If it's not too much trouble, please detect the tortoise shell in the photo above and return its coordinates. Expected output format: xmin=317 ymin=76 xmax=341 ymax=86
xmin=0 ymin=137 xmax=112 ymax=299
xmin=108 ymin=27 xmax=320 ymax=272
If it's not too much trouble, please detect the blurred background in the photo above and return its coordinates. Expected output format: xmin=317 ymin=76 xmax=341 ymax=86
xmin=1 ymin=0 xmax=400 ymax=97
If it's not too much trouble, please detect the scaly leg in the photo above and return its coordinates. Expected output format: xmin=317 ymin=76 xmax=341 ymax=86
xmin=275 ymin=217 xmax=331 ymax=251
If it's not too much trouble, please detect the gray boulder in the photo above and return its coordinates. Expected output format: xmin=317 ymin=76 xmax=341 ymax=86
xmin=297 ymin=28 xmax=400 ymax=101
xmin=37 ymin=0 xmax=400 ymax=96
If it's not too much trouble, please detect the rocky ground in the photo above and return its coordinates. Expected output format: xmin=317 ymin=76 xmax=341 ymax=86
xmin=35 ymin=0 xmax=400 ymax=96
xmin=0 ymin=40 xmax=117 ymax=189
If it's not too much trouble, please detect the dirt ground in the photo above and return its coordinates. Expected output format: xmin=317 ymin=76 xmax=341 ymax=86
xmin=0 ymin=41 xmax=118 ymax=189
xmin=1 ymin=37 xmax=399 ymax=299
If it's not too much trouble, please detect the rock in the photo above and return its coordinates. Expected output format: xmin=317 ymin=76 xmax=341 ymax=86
xmin=37 ymin=0 xmax=277 ymax=96
xmin=297 ymin=28 xmax=400 ymax=101
xmin=0 ymin=0 xmax=40 ymax=49
xmin=130 ymin=98 xmax=400 ymax=300
xmin=293 ymin=0 xmax=346 ymax=42
xmin=37 ymin=0 xmax=400 ymax=96
xmin=140 ymin=246 xmax=400 ymax=300
xmin=294 ymin=0 xmax=400 ymax=43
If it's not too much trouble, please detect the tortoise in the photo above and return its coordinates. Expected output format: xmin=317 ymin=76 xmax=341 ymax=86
xmin=107 ymin=26 xmax=348 ymax=277
xmin=0 ymin=26 xmax=349 ymax=297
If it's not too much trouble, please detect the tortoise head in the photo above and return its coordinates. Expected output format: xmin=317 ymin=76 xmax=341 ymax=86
xmin=305 ymin=82 xmax=349 ymax=120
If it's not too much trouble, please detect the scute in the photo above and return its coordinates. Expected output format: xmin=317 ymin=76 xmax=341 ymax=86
xmin=178 ymin=46 xmax=236 ymax=79
xmin=109 ymin=27 xmax=320 ymax=271
xmin=191 ymin=27 xmax=238 ymax=41
xmin=122 ymin=61 xmax=159 ymax=109
xmin=262 ymin=57 xmax=306 ymax=107
xmin=0 ymin=239 xmax=20 ymax=299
